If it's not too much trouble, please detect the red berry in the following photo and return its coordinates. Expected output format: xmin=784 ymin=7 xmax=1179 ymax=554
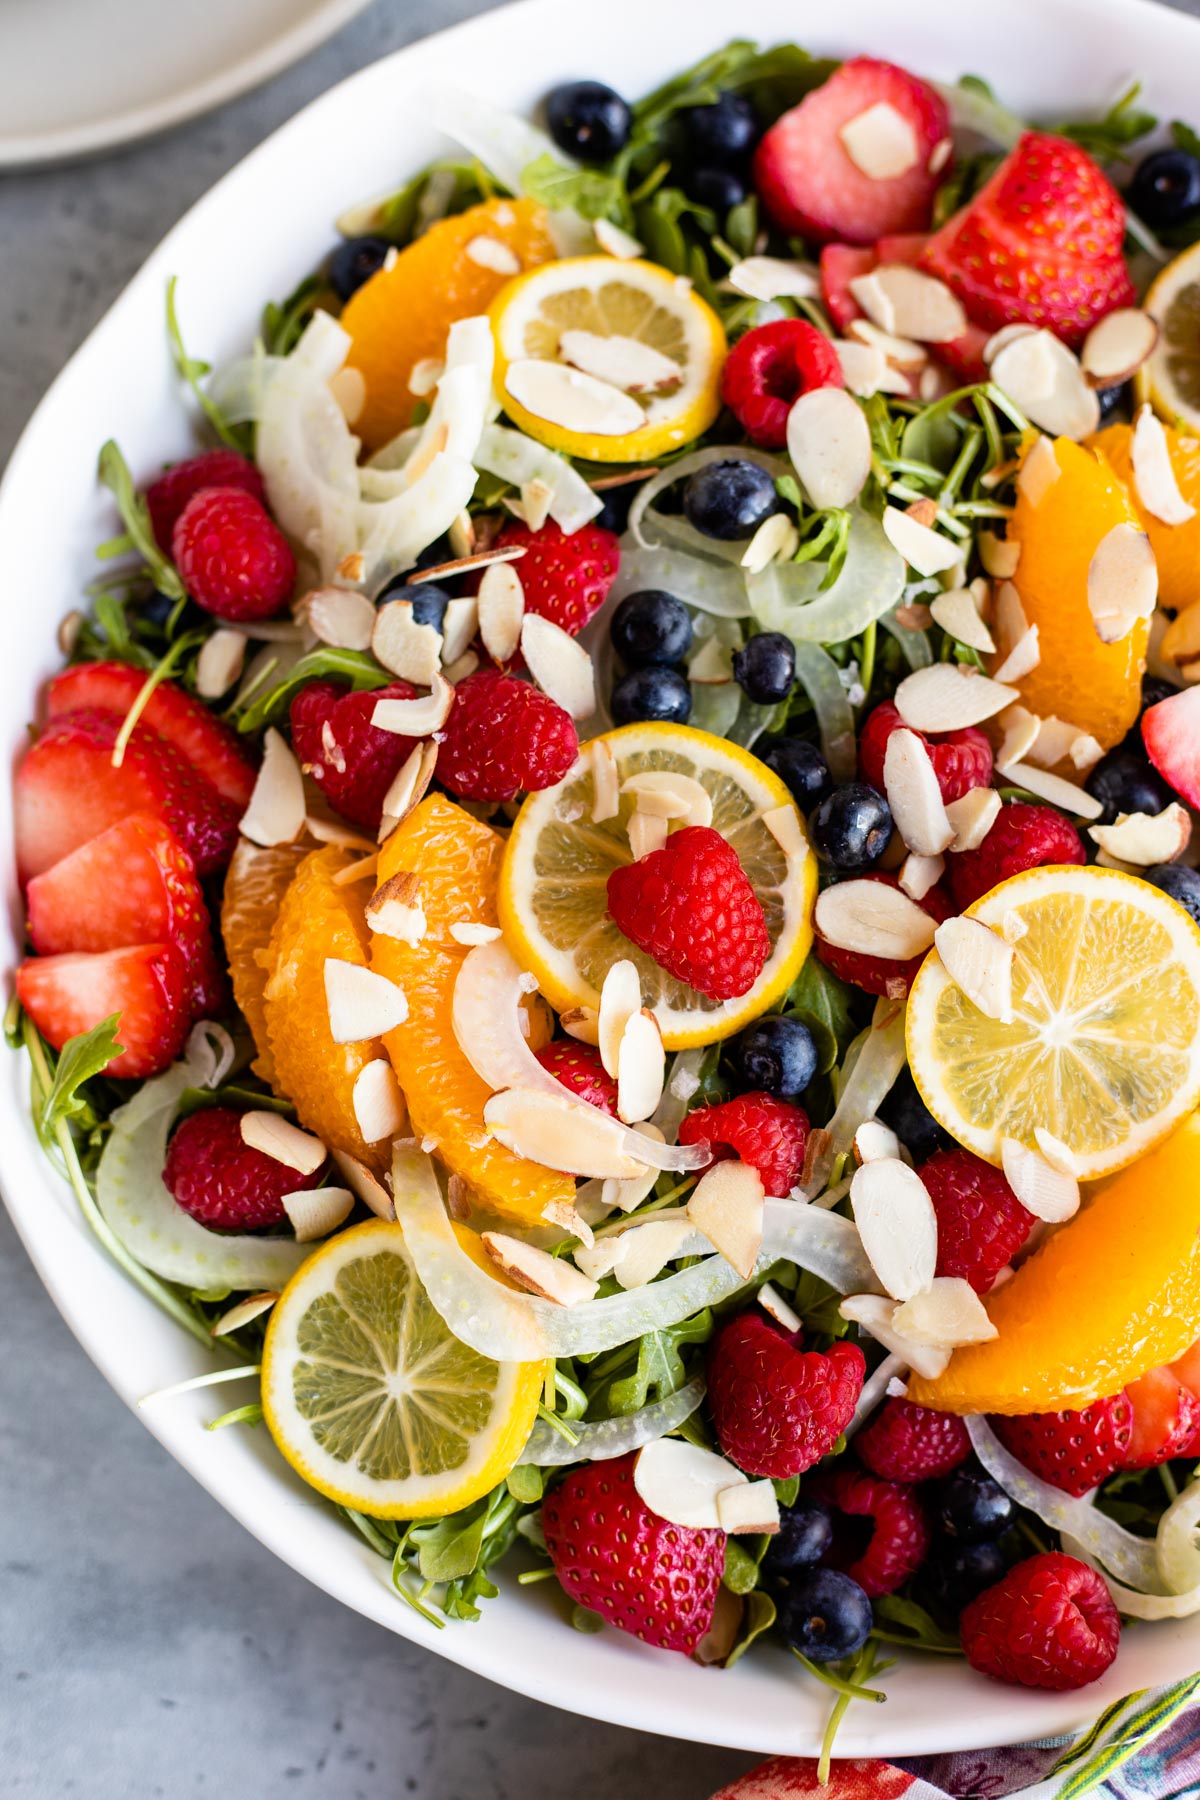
xmin=809 ymin=1467 xmax=932 ymax=1596
xmin=534 ymin=1040 xmax=618 ymax=1115
xmin=164 ymin=1106 xmax=324 ymax=1230
xmin=607 ymin=825 xmax=770 ymax=1003
xmin=1124 ymin=1366 xmax=1200 ymax=1470
xmin=678 ymin=1091 xmax=809 ymax=1197
xmin=855 ymin=1397 xmax=971 ymax=1482
xmin=476 ymin=519 xmax=620 ymax=637
xmin=16 ymin=941 xmax=190 ymax=1079
xmin=436 ymin=669 xmax=578 ymax=804
xmin=172 ymin=485 xmax=296 ymax=622
xmin=815 ymin=872 xmax=952 ymax=999
xmin=1142 ymin=685 xmax=1200 ymax=811
xmin=707 ymin=1312 xmax=865 ymax=1479
xmin=755 ymin=58 xmax=951 ymax=244
xmin=919 ymin=1147 xmax=1035 ymax=1294
xmin=720 ymin=319 xmax=844 ymax=449
xmin=948 ymin=802 xmax=1085 ymax=911
xmin=145 ymin=449 xmax=265 ymax=552
xmin=290 ymin=679 xmax=421 ymax=833
xmin=820 ymin=244 xmax=882 ymax=332
xmin=858 ymin=699 xmax=993 ymax=804
xmin=541 ymin=1451 xmax=723 ymax=1655
xmin=991 ymin=1394 xmax=1133 ymax=1497
xmin=960 ymin=1551 xmax=1120 ymax=1690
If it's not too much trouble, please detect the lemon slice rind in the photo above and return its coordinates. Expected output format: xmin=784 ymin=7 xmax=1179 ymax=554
xmin=1139 ymin=241 xmax=1200 ymax=431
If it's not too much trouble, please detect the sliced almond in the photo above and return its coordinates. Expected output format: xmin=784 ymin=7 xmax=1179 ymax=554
xmin=196 ymin=628 xmax=247 ymax=699
xmin=992 ymin=623 xmax=1041 ymax=683
xmin=616 ymin=1008 xmax=665 ymax=1125
xmin=410 ymin=543 xmax=525 ymax=586
xmin=482 ymin=1231 xmax=598 ymax=1305
xmin=928 ymin=135 xmax=953 ymax=174
xmin=727 ymin=256 xmax=820 ymax=302
xmin=483 ymin=1087 xmax=649 ymax=1179
xmin=847 ymin=316 xmax=927 ymax=369
xmin=560 ymin=1006 xmax=600 ymax=1046
xmin=628 ymin=808 xmax=668 ymax=861
xmin=240 ymin=1111 xmax=326 ymax=1175
xmin=839 ymin=101 xmax=919 ymax=179
xmin=622 ymin=771 xmax=713 ymax=828
xmin=978 ymin=531 xmax=1021 ymax=580
xmin=505 ymin=359 xmax=644 ymax=436
xmin=543 ymin=1200 xmax=594 ymax=1247
xmin=578 ymin=1216 xmax=692 ymax=1289
xmin=351 ymin=1060 xmax=407 ymax=1144
xmin=1033 ymin=1128 xmax=1081 ymax=1176
xmin=408 ymin=355 xmax=444 ymax=397
xmin=1082 ymin=309 xmax=1158 ymax=387
xmin=1016 ymin=434 xmax=1061 ymax=507
xmin=763 ymin=803 xmax=805 ymax=859
xmin=758 ymin=1282 xmax=802 ymax=1333
xmin=929 ymin=588 xmax=996 ymax=653
xmin=304 ymin=816 xmax=375 ymax=852
xmin=449 ymin=921 xmax=503 ymax=946
xmin=591 ymin=738 xmax=619 ymax=822
xmin=511 ymin=477 xmax=554 ymax=532
xmin=985 ymin=323 xmax=1039 ymax=363
xmin=899 ymin=851 xmax=944 ymax=900
xmin=687 ymin=636 xmax=734 ymax=684
xmin=306 ymin=587 xmax=376 ymax=652
xmin=282 ymin=1186 xmax=355 ymax=1243
xmin=364 ymin=868 xmax=427 ymax=942
xmin=905 ymin=497 xmax=938 ymax=529
xmin=867 ymin=266 xmax=966 ymax=344
xmin=849 ymin=270 xmax=898 ymax=334
xmin=477 ymin=560 xmax=525 ymax=664
xmin=324 ymin=958 xmax=408 ymax=1043
xmin=894 ymin=602 xmax=933 ymax=631
xmin=946 ymin=786 xmax=1001 ymax=852
xmin=332 ymin=1148 xmax=395 ymax=1220
xmin=891 ymin=1276 xmax=997 ymax=1347
xmin=716 ymin=1480 xmax=781 ymax=1536
xmin=448 ymin=509 xmax=475 ymax=559
xmin=377 ymin=740 xmax=439 ymax=840
xmin=815 ymin=879 xmax=939 ymax=959
xmin=443 ymin=647 xmax=480 ymax=683
xmin=239 ymin=728 xmax=306 ymax=847
xmin=934 ymin=916 xmax=1014 ymax=1022
xmin=895 ymin=664 xmax=1019 ymax=730
xmin=598 ymin=958 xmax=641 ymax=1079
xmin=839 ymin=1291 xmax=952 ymax=1380
xmin=1069 ymin=731 xmax=1105 ymax=773
xmin=211 ymin=1291 xmax=278 ymax=1337
xmin=881 ymin=507 xmax=962 ymax=577
xmin=851 ymin=1158 xmax=937 ymax=1301
xmin=991 ymin=328 xmax=1058 ymax=404
xmin=1132 ymin=403 xmax=1196 ymax=526
xmin=854 ymin=1119 xmax=903 ymax=1165
xmin=373 ymin=601 xmax=444 ymax=685
xmin=742 ymin=511 xmax=800 ymax=574
xmin=634 ymin=1438 xmax=746 ymax=1530
xmin=993 ymin=330 xmax=1100 ymax=439
xmin=594 ymin=218 xmax=643 ymax=259
xmin=1087 ymin=521 xmax=1157 ymax=644
xmin=1029 ymin=714 xmax=1088 ymax=771
xmin=995 ymin=703 xmax=1043 ymax=771
xmin=559 ymin=329 xmax=681 ymax=394
xmin=1002 ymin=760 xmax=1104 ymax=819
xmin=834 ymin=338 xmax=888 ymax=397
xmin=371 ymin=675 xmax=454 ymax=737
xmin=521 ymin=613 xmax=596 ymax=719
xmin=1090 ymin=802 xmax=1192 ymax=866
xmin=687 ymin=1159 xmax=765 ymax=1273
xmin=465 ymin=234 xmax=520 ymax=275
xmin=883 ymin=728 xmax=954 ymax=855
xmin=608 ymin=1122 xmax=668 ymax=1215
xmin=1001 ymin=1137 xmax=1080 ymax=1224
xmin=787 ymin=386 xmax=872 ymax=510
xmin=440 ymin=594 xmax=479 ymax=665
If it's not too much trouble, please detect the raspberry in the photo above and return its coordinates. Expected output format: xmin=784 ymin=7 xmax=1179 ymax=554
xmin=707 ymin=1312 xmax=865 ymax=1478
xmin=678 ymin=1091 xmax=809 ymax=1197
xmin=948 ymin=802 xmax=1085 ymax=911
xmin=145 ymin=449 xmax=265 ymax=552
xmin=858 ymin=700 xmax=993 ymax=804
xmin=477 ymin=519 xmax=620 ymax=636
xmin=991 ymin=1394 xmax=1133 ymax=1497
xmin=163 ymin=1106 xmax=325 ymax=1229
xmin=172 ymin=486 xmax=296 ymax=621
xmin=816 ymin=872 xmax=952 ymax=999
xmin=810 ymin=1467 xmax=932 ymax=1596
xmin=855 ymin=1398 xmax=971 ymax=1482
xmin=720 ymin=319 xmax=844 ymax=449
xmin=607 ymin=825 xmax=770 ymax=1002
xmin=436 ymin=669 xmax=578 ymax=803
xmin=919 ymin=1148 xmax=1036 ymax=1293
xmin=290 ymin=680 xmax=420 ymax=833
xmin=534 ymin=1040 xmax=617 ymax=1115
xmin=960 ymin=1551 xmax=1120 ymax=1690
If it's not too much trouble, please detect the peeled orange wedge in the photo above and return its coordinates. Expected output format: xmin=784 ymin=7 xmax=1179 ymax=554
xmin=1090 ymin=418 xmax=1200 ymax=614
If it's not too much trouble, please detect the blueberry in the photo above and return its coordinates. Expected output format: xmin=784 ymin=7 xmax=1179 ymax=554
xmin=878 ymin=1067 xmax=950 ymax=1161
xmin=732 ymin=632 xmax=796 ymax=706
xmin=141 ymin=588 xmax=178 ymax=628
xmin=758 ymin=736 xmax=833 ymax=811
xmin=328 ymin=235 xmax=391 ymax=302
xmin=1096 ymin=379 xmax=1131 ymax=424
xmin=610 ymin=590 xmax=694 ymax=668
xmin=683 ymin=459 xmax=779 ymax=541
xmin=810 ymin=783 xmax=893 ymax=872
xmin=729 ymin=1016 xmax=818 ymax=1099
xmin=685 ymin=166 xmax=750 ymax=212
xmin=545 ymin=81 xmax=631 ymax=162
xmin=414 ymin=534 xmax=455 ymax=571
xmin=1084 ymin=747 xmax=1175 ymax=824
xmin=762 ymin=1500 xmax=834 ymax=1586
xmin=1128 ymin=148 xmax=1200 ymax=231
xmin=596 ymin=482 xmax=637 ymax=536
xmin=1144 ymin=862 xmax=1200 ymax=927
xmin=926 ymin=1541 xmax=1007 ymax=1617
xmin=610 ymin=666 xmax=692 ymax=725
xmin=934 ymin=1466 xmax=1014 ymax=1543
xmin=1142 ymin=673 xmax=1181 ymax=717
xmin=775 ymin=1567 xmax=873 ymax=1664
xmin=378 ymin=580 xmax=449 ymax=631
xmin=681 ymin=92 xmax=759 ymax=166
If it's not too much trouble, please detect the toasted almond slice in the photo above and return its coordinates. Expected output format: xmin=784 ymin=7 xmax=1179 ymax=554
xmin=688 ymin=1160 xmax=765 ymax=1273
xmin=543 ymin=1200 xmax=595 ymax=1248
xmin=616 ymin=1008 xmax=665 ymax=1125
xmin=365 ymin=871 xmax=427 ymax=945
xmin=687 ymin=636 xmax=735 ymax=684
xmin=306 ymin=587 xmax=376 ymax=652
xmin=559 ymin=329 xmax=681 ymax=394
xmin=985 ymin=323 xmax=1039 ymax=363
xmin=282 ymin=1186 xmax=355 ymax=1243
xmin=465 ymin=234 xmax=521 ymax=274
xmin=895 ymin=664 xmax=1019 ymax=730
xmin=992 ymin=580 xmax=1029 ymax=658
xmin=373 ymin=602 xmax=444 ymax=685
xmin=742 ymin=511 xmax=800 ymax=574
xmin=241 ymin=1111 xmax=326 ymax=1175
xmin=759 ymin=1281 xmax=803 ymax=1333
xmin=483 ymin=1087 xmax=649 ymax=1179
xmin=1132 ymin=403 xmax=1196 ymax=526
xmin=449 ymin=921 xmax=503 ymax=946
xmin=477 ymin=560 xmax=525 ymax=664
xmin=371 ymin=675 xmax=454 ymax=737
xmin=1016 ymin=434 xmax=1062 ymax=507
xmin=991 ymin=328 xmax=1058 ymax=404
xmin=1023 ymin=712 xmax=1077 ymax=768
xmin=1002 ymin=760 xmax=1104 ymax=819
xmin=851 ymin=1158 xmax=938 ymax=1301
xmin=894 ymin=602 xmax=934 ymax=631
xmin=868 ymin=266 xmax=966 ymax=344
xmin=1001 ymin=331 xmax=1100 ymax=440
xmin=1087 ymin=521 xmax=1158 ymax=644
xmin=1033 ymin=1128 xmax=1081 ymax=1176
xmin=786 ymin=386 xmax=872 ymax=510
xmin=945 ymin=786 xmax=1001 ymax=852
xmin=992 ymin=623 xmax=1041 ymax=682
xmin=332 ymin=1147 xmax=395 ymax=1220
xmin=978 ymin=531 xmax=1021 ymax=580
xmin=839 ymin=99 xmax=919 ymax=178
xmin=717 ymin=1479 xmax=781 ymax=1536
xmin=407 ymin=355 xmax=444 ymax=397
xmin=622 ymin=771 xmax=713 ymax=829
xmin=598 ymin=958 xmax=641 ymax=1079
xmin=854 ymin=1119 xmax=904 ymax=1165
xmin=727 ymin=255 xmax=820 ymax=303
xmin=929 ymin=588 xmax=996 ymax=653
xmin=883 ymin=728 xmax=954 ymax=856
xmin=891 ymin=1277 xmax=997 ymax=1348
xmin=591 ymin=738 xmax=619 ymax=822
xmin=934 ymin=916 xmax=1014 ymax=1022
xmin=511 ymin=476 xmax=554 ymax=532
xmin=849 ymin=269 xmax=898 ymax=334
xmin=57 ymin=610 xmax=84 ymax=657
xmin=482 ymin=1231 xmax=598 ymax=1305
xmin=324 ymin=958 xmax=408 ymax=1043
xmin=628 ymin=808 xmax=668 ymax=861
xmin=448 ymin=510 xmax=475 ymax=560
xmin=505 ymin=359 xmax=645 ymax=436
xmin=304 ymin=816 xmax=376 ymax=852
xmin=376 ymin=741 xmax=439 ymax=841
xmin=442 ymin=649 xmax=480 ymax=687
xmin=815 ymin=879 xmax=938 ymax=959
xmin=351 ymin=1059 xmax=407 ymax=1143
xmin=411 ymin=543 xmax=525 ymax=586
xmin=839 ymin=1292 xmax=952 ymax=1379
xmin=834 ymin=338 xmax=888 ymax=397
xmin=196 ymin=627 xmax=247 ymax=699
xmin=928 ymin=135 xmax=953 ymax=174
xmin=881 ymin=506 xmax=962 ymax=577
xmin=1090 ymin=802 xmax=1192 ymax=866
xmin=1001 ymin=1137 xmax=1080 ymax=1224
xmin=905 ymin=497 xmax=938 ymax=529
xmin=634 ymin=1438 xmax=746 ymax=1530
xmin=560 ymin=1006 xmax=600 ymax=1046
xmin=240 ymin=727 xmax=306 ymax=847
xmin=521 ymin=612 xmax=596 ymax=719
xmin=1082 ymin=309 xmax=1158 ymax=387
xmin=439 ymin=595 xmax=479 ymax=666
xmin=211 ymin=1291 xmax=279 ymax=1336
xmin=846 ymin=316 xmax=927 ymax=369
xmin=594 ymin=217 xmax=643 ymax=259
xmin=1069 ymin=732 xmax=1105 ymax=773
xmin=611 ymin=1217 xmax=694 ymax=1289
xmin=329 ymin=364 xmax=366 ymax=425
xmin=608 ymin=1122 xmax=668 ymax=1214
xmin=899 ymin=851 xmax=944 ymax=900
xmin=763 ymin=803 xmax=805 ymax=859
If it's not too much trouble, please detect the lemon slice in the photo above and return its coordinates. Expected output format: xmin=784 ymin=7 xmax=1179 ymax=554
xmin=488 ymin=256 xmax=726 ymax=463
xmin=1138 ymin=242 xmax=1200 ymax=430
xmin=261 ymin=1219 xmax=545 ymax=1518
xmin=907 ymin=864 xmax=1200 ymax=1181
xmin=498 ymin=723 xmax=815 ymax=1048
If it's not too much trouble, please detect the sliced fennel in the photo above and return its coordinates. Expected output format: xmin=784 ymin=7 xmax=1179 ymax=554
xmin=518 ymin=1378 xmax=706 ymax=1465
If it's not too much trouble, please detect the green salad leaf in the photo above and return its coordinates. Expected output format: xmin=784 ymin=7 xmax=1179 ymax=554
xmin=608 ymin=1308 xmax=714 ymax=1413
xmin=166 ymin=276 xmax=249 ymax=453
xmin=37 ymin=1016 xmax=124 ymax=1148
xmin=96 ymin=440 xmax=185 ymax=601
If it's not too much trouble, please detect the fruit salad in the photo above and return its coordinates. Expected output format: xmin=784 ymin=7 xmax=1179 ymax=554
xmin=16 ymin=36 xmax=1200 ymax=1752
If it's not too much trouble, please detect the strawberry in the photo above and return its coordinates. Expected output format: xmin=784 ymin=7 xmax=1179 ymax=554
xmin=289 ymin=679 xmax=421 ymax=833
xmin=541 ymin=1451 xmax=724 ymax=1655
xmin=819 ymin=244 xmax=878 ymax=332
xmin=534 ymin=1040 xmax=618 ymax=1115
xmin=921 ymin=132 xmax=1135 ymax=348
xmin=474 ymin=519 xmax=620 ymax=637
xmin=1124 ymin=1367 xmax=1200 ymax=1469
xmin=1171 ymin=1339 xmax=1200 ymax=1397
xmin=991 ymin=1395 xmax=1133 ymax=1497
xmin=607 ymin=825 xmax=770 ymax=1002
xmin=821 ymin=236 xmax=989 ymax=379
xmin=755 ymin=58 xmax=951 ymax=245
xmin=26 ymin=813 xmax=225 ymax=1020
xmin=706 ymin=1312 xmax=865 ymax=1477
xmin=1142 ymin=685 xmax=1200 ymax=810
xmin=15 ymin=709 xmax=241 ymax=884
xmin=16 ymin=942 xmax=190 ymax=1078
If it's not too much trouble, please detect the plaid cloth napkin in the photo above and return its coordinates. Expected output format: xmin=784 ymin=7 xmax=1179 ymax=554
xmin=711 ymin=1679 xmax=1200 ymax=1800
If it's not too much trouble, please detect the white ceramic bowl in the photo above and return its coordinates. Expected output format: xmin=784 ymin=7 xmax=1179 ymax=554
xmin=4 ymin=0 xmax=1199 ymax=1756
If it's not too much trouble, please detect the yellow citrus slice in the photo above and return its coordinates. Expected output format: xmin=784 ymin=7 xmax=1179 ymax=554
xmin=261 ymin=1218 xmax=545 ymax=1517
xmin=907 ymin=864 xmax=1200 ymax=1182
xmin=1138 ymin=240 xmax=1200 ymax=433
xmin=499 ymin=723 xmax=815 ymax=1048
xmin=908 ymin=1111 xmax=1200 ymax=1414
xmin=221 ymin=838 xmax=306 ymax=1086
xmin=488 ymin=256 xmax=726 ymax=463
xmin=370 ymin=794 xmax=568 ymax=1226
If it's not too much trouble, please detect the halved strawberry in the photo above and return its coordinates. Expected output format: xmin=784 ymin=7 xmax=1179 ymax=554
xmin=819 ymin=244 xmax=877 ymax=332
xmin=1142 ymin=686 xmax=1200 ymax=809
xmin=47 ymin=663 xmax=256 ymax=808
xmin=822 ymin=234 xmax=989 ymax=381
xmin=1124 ymin=1367 xmax=1200 ymax=1469
xmin=15 ymin=709 xmax=240 ymax=883
xmin=1171 ymin=1340 xmax=1200 ymax=1397
xmin=16 ymin=942 xmax=189 ymax=1078
xmin=26 ymin=814 xmax=225 ymax=1019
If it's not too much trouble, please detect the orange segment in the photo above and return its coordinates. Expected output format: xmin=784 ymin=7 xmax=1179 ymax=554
xmin=261 ymin=845 xmax=391 ymax=1174
xmin=909 ymin=1111 xmax=1200 ymax=1415
xmin=371 ymin=793 xmax=570 ymax=1227
xmin=340 ymin=198 xmax=557 ymax=451
xmin=1005 ymin=437 xmax=1147 ymax=749
xmin=1089 ymin=419 xmax=1200 ymax=613
xmin=221 ymin=838 xmax=306 ymax=1085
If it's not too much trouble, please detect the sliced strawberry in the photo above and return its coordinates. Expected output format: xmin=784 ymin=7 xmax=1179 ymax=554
xmin=874 ymin=232 xmax=931 ymax=265
xmin=15 ymin=709 xmax=240 ymax=883
xmin=26 ymin=814 xmax=225 ymax=1020
xmin=820 ymin=244 xmax=878 ymax=331
xmin=1142 ymin=686 xmax=1200 ymax=810
xmin=1124 ymin=1367 xmax=1200 ymax=1469
xmin=1171 ymin=1340 xmax=1200 ymax=1398
xmin=16 ymin=942 xmax=190 ymax=1078
xmin=755 ymin=58 xmax=951 ymax=245
xmin=47 ymin=663 xmax=256 ymax=808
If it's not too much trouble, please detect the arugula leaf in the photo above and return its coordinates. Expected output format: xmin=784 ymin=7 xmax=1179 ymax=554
xmin=38 ymin=1016 xmax=124 ymax=1147
xmin=725 ymin=1590 xmax=776 ymax=1667
xmin=261 ymin=274 xmax=324 ymax=358
xmin=872 ymin=1592 xmax=960 ymax=1653
xmin=506 ymin=1463 xmax=544 ymax=1503
xmin=521 ymin=153 xmax=630 ymax=223
xmin=783 ymin=957 xmax=858 ymax=1074
xmin=723 ymin=1538 xmax=765 ymax=1594
xmin=1174 ymin=120 xmax=1200 ymax=159
xmin=166 ymin=277 xmax=248 ymax=452
xmin=773 ymin=1474 xmax=800 ymax=1507
xmin=233 ymin=647 xmax=391 ymax=733
xmin=1055 ymin=81 xmax=1156 ymax=164
xmin=608 ymin=1308 xmax=714 ymax=1412
xmin=97 ymin=441 xmax=185 ymax=601
xmin=412 ymin=1504 xmax=489 ymax=1584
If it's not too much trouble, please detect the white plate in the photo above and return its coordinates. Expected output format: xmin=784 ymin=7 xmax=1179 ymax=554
xmin=3 ymin=0 xmax=1199 ymax=1757
xmin=0 ymin=0 xmax=375 ymax=168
